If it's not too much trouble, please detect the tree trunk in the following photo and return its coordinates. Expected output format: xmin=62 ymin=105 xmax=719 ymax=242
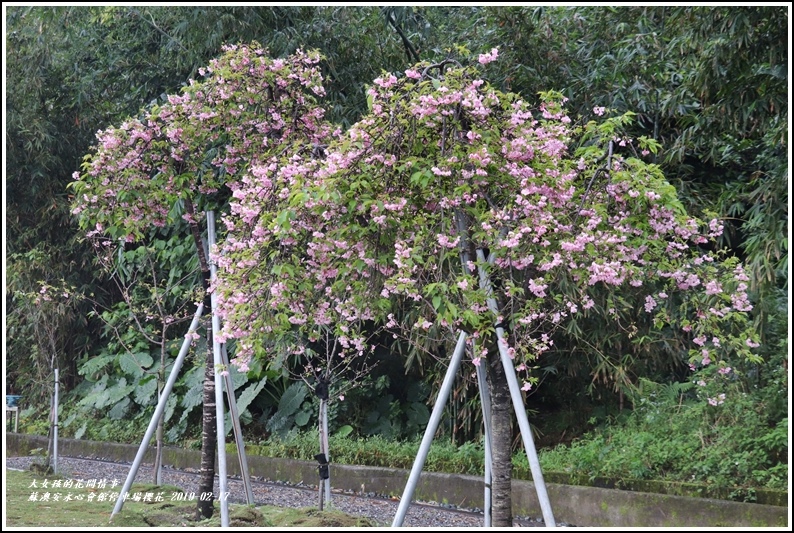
xmin=488 ymin=350 xmax=514 ymax=527
xmin=154 ymin=339 xmax=166 ymax=485
xmin=320 ymin=398 xmax=331 ymax=506
xmin=184 ymin=200 xmax=217 ymax=520
xmin=196 ymin=326 xmax=217 ymax=520
xmin=154 ymin=382 xmax=164 ymax=485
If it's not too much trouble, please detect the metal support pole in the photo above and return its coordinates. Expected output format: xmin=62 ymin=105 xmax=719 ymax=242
xmin=476 ymin=249 xmax=556 ymax=527
xmin=207 ymin=210 xmax=230 ymax=527
xmin=392 ymin=331 xmax=468 ymax=527
xmin=53 ymin=369 xmax=59 ymax=475
xmin=46 ymin=385 xmax=54 ymax=468
xmin=155 ymin=384 xmax=164 ymax=485
xmin=321 ymin=399 xmax=331 ymax=505
xmin=474 ymin=350 xmax=493 ymax=527
xmin=110 ymin=303 xmax=204 ymax=521
xmin=318 ymin=402 xmax=324 ymax=507
xmin=455 ymin=208 xmax=493 ymax=526
xmin=220 ymin=343 xmax=255 ymax=505
xmin=317 ymin=397 xmax=331 ymax=511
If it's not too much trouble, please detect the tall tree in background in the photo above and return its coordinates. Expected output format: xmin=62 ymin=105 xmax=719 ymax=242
xmin=460 ymin=6 xmax=787 ymax=417
xmin=7 ymin=7 xmax=103 ymax=397
xmin=6 ymin=5 xmax=427 ymax=402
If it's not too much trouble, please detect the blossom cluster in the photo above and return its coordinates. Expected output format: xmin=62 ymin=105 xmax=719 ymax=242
xmin=72 ymin=46 xmax=761 ymax=402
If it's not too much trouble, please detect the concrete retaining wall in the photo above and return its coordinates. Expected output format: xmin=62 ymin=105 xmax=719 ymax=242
xmin=6 ymin=433 xmax=788 ymax=527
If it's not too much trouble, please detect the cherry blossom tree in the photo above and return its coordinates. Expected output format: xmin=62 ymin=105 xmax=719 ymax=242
xmin=213 ymin=51 xmax=761 ymax=525
xmin=70 ymin=42 xmax=333 ymax=519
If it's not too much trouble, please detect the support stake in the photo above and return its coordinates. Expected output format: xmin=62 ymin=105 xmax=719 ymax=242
xmin=110 ymin=303 xmax=204 ymax=521
xmin=207 ymin=210 xmax=230 ymax=527
xmin=53 ymin=369 xmax=59 ymax=475
xmin=474 ymin=350 xmax=493 ymax=527
xmin=476 ymin=248 xmax=556 ymax=527
xmin=391 ymin=331 xmax=467 ymax=527
xmin=220 ymin=343 xmax=255 ymax=505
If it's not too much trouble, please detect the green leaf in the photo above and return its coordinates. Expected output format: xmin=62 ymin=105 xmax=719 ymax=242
xmin=119 ymin=353 xmax=147 ymax=377
xmin=108 ymin=397 xmax=131 ymax=420
xmin=78 ymin=353 xmax=114 ymax=378
xmin=289 ymin=191 xmax=308 ymax=207
xmin=133 ymin=375 xmax=158 ymax=405
xmin=294 ymin=409 xmax=311 ymax=427
xmin=105 ymin=378 xmax=134 ymax=406
xmin=74 ymin=421 xmax=88 ymax=440
xmin=164 ymin=392 xmax=178 ymax=424
xmin=276 ymin=381 xmax=308 ymax=418
xmin=405 ymin=401 xmax=430 ymax=427
xmin=335 ymin=424 xmax=354 ymax=438
xmin=235 ymin=379 xmax=268 ymax=415
xmin=179 ymin=365 xmax=206 ymax=414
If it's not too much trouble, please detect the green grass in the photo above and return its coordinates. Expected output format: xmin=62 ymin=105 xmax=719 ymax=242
xmin=4 ymin=469 xmax=378 ymax=527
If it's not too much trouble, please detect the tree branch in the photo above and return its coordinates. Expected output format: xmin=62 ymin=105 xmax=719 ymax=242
xmin=385 ymin=10 xmax=421 ymax=64
xmin=129 ymin=8 xmax=189 ymax=54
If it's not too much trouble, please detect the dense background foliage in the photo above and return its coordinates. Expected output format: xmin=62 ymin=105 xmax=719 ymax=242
xmin=4 ymin=5 xmax=788 ymax=494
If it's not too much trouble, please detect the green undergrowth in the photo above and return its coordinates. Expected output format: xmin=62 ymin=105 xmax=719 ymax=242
xmin=17 ymin=397 xmax=787 ymax=505
xmin=234 ymin=380 xmax=787 ymax=503
xmin=16 ymin=367 xmax=787 ymax=505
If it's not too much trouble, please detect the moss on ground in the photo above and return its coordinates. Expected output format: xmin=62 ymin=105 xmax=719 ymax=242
xmin=5 ymin=468 xmax=376 ymax=528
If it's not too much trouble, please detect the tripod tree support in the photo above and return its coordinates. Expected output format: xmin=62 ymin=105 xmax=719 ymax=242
xmin=392 ymin=252 xmax=558 ymax=527
xmin=208 ymin=210 xmax=230 ymax=527
xmin=476 ymin=248 xmax=556 ymax=527
xmin=53 ymin=369 xmax=59 ymax=475
xmin=391 ymin=332 xmax=468 ymax=527
xmin=220 ymin=343 xmax=255 ymax=505
xmin=110 ymin=302 xmax=204 ymax=521
xmin=474 ymin=351 xmax=494 ymax=527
